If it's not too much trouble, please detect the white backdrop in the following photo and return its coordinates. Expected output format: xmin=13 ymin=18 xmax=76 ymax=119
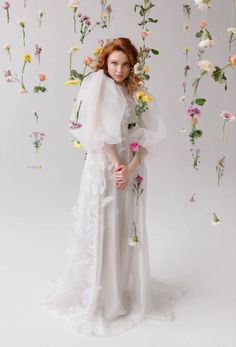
xmin=0 ymin=1 xmax=235 ymax=346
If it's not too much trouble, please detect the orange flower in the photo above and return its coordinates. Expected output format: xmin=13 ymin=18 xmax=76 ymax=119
xmin=39 ymin=73 xmax=46 ymax=81
xmin=229 ymin=54 xmax=236 ymax=66
xmin=199 ymin=20 xmax=206 ymax=29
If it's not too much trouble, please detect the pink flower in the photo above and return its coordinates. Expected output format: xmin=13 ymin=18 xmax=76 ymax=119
xmin=70 ymin=121 xmax=82 ymax=129
xmin=18 ymin=88 xmax=28 ymax=94
xmin=140 ymin=31 xmax=149 ymax=39
xmin=2 ymin=1 xmax=10 ymax=9
xmin=98 ymin=39 xmax=104 ymax=46
xmin=135 ymin=175 xmax=143 ymax=185
xmin=4 ymin=69 xmax=11 ymax=77
xmin=83 ymin=55 xmax=92 ymax=65
xmin=220 ymin=111 xmax=235 ymax=121
xmin=129 ymin=142 xmax=140 ymax=152
xmin=229 ymin=54 xmax=236 ymax=66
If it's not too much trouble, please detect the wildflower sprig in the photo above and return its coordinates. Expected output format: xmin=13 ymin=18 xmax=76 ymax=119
xmin=100 ymin=0 xmax=112 ymax=29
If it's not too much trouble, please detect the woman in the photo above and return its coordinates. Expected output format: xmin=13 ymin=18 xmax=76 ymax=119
xmin=40 ymin=37 xmax=183 ymax=337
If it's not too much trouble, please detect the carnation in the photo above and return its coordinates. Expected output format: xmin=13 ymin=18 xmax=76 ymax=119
xmin=198 ymin=59 xmax=214 ymax=72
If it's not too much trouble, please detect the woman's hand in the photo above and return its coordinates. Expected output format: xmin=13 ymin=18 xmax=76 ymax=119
xmin=113 ymin=164 xmax=135 ymax=181
xmin=113 ymin=164 xmax=130 ymax=190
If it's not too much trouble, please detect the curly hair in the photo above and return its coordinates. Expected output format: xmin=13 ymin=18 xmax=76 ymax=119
xmin=95 ymin=37 xmax=141 ymax=97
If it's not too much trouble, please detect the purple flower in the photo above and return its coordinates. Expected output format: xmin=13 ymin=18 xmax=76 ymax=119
xmin=2 ymin=1 xmax=10 ymax=9
xmin=4 ymin=69 xmax=11 ymax=77
xmin=135 ymin=175 xmax=143 ymax=185
xmin=187 ymin=105 xmax=201 ymax=117
xmin=70 ymin=121 xmax=82 ymax=129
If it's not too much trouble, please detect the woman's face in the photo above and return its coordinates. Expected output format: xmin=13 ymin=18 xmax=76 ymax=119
xmin=107 ymin=50 xmax=131 ymax=84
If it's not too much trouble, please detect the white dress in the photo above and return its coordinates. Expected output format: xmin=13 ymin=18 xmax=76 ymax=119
xmin=39 ymin=69 xmax=184 ymax=337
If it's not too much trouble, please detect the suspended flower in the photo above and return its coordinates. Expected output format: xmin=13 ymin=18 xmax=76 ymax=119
xmin=34 ymin=73 xmax=47 ymax=93
xmin=198 ymin=59 xmax=214 ymax=73
xmin=227 ymin=27 xmax=236 ymax=53
xmin=216 ymin=156 xmax=225 ymax=186
xmin=67 ymin=0 xmax=80 ymax=33
xmin=129 ymin=142 xmax=140 ymax=152
xmin=194 ymin=0 xmax=212 ymax=11
xmin=189 ymin=193 xmax=196 ymax=202
xmin=32 ymin=109 xmax=39 ymax=124
xmin=198 ymin=38 xmax=215 ymax=49
xmin=29 ymin=131 xmax=46 ymax=153
xmin=2 ymin=1 xmax=10 ymax=23
xmin=128 ymin=222 xmax=140 ymax=246
xmin=187 ymin=105 xmax=201 ymax=117
xmin=229 ymin=54 xmax=236 ymax=66
xmin=190 ymin=148 xmax=201 ymax=170
xmin=34 ymin=44 xmax=42 ymax=65
xmin=83 ymin=55 xmax=92 ymax=65
xmin=78 ymin=14 xmax=100 ymax=44
xmin=3 ymin=43 xmax=11 ymax=61
xmin=17 ymin=20 xmax=26 ymax=46
xmin=37 ymin=9 xmax=45 ymax=28
xmin=211 ymin=212 xmax=221 ymax=226
xmin=199 ymin=20 xmax=206 ymax=29
xmin=69 ymin=121 xmax=82 ymax=129
xmin=220 ymin=111 xmax=235 ymax=142
xmin=73 ymin=139 xmax=82 ymax=148
xmin=64 ymin=79 xmax=80 ymax=86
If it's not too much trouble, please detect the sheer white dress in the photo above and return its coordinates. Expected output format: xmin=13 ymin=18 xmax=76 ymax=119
xmin=39 ymin=69 xmax=184 ymax=337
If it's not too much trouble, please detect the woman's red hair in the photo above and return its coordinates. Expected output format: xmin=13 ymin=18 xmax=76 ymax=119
xmin=95 ymin=37 xmax=140 ymax=96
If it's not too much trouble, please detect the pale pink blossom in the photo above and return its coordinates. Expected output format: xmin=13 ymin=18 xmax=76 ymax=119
xmin=129 ymin=142 xmax=140 ymax=152
xmin=220 ymin=111 xmax=235 ymax=122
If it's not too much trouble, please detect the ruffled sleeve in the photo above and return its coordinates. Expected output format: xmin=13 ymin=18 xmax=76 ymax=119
xmin=129 ymin=90 xmax=167 ymax=160
xmin=69 ymin=69 xmax=127 ymax=152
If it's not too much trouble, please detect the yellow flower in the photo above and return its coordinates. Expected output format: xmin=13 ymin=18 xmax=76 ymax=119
xmin=18 ymin=20 xmax=25 ymax=28
xmin=64 ymin=79 xmax=80 ymax=86
xmin=73 ymin=140 xmax=81 ymax=148
xmin=23 ymin=53 xmax=32 ymax=63
xmin=93 ymin=47 xmax=102 ymax=57
xmin=135 ymin=91 xmax=145 ymax=101
xmin=142 ymin=95 xmax=152 ymax=102
xmin=183 ymin=47 xmax=190 ymax=54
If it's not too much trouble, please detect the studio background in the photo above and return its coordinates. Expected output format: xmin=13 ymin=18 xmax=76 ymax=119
xmin=0 ymin=1 xmax=235 ymax=346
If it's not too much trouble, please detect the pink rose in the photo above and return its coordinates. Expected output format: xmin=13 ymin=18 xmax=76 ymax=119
xmin=129 ymin=142 xmax=140 ymax=152
xmin=229 ymin=54 xmax=236 ymax=66
xmin=140 ymin=31 xmax=149 ymax=39
xmin=2 ymin=1 xmax=10 ymax=9
xmin=83 ymin=55 xmax=92 ymax=65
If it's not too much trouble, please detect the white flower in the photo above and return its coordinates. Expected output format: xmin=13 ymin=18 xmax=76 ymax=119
xmin=194 ymin=0 xmax=212 ymax=11
xmin=69 ymin=46 xmax=80 ymax=54
xmin=38 ymin=9 xmax=44 ymax=16
xmin=227 ymin=27 xmax=236 ymax=34
xmin=18 ymin=88 xmax=28 ymax=94
xmin=128 ymin=237 xmax=139 ymax=247
xmin=67 ymin=0 xmax=79 ymax=8
xmin=198 ymin=59 xmax=214 ymax=72
xmin=198 ymin=38 xmax=215 ymax=49
xmin=4 ymin=43 xmax=11 ymax=50
xmin=180 ymin=95 xmax=186 ymax=102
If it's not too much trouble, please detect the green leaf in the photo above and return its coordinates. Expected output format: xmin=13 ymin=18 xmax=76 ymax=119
xmin=195 ymin=98 xmax=206 ymax=106
xmin=148 ymin=17 xmax=158 ymax=23
xmin=151 ymin=48 xmax=159 ymax=55
xmin=195 ymin=31 xmax=202 ymax=38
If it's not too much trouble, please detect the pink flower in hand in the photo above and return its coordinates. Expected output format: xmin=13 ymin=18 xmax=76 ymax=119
xmin=129 ymin=142 xmax=140 ymax=152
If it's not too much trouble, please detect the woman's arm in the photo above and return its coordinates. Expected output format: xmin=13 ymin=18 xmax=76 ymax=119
xmin=113 ymin=146 xmax=148 ymax=181
xmin=101 ymin=143 xmax=122 ymax=168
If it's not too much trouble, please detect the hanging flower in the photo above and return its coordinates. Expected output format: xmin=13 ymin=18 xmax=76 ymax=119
xmin=4 ymin=69 xmax=13 ymax=82
xmin=69 ymin=121 xmax=82 ymax=129
xmin=64 ymin=79 xmax=80 ymax=86
xmin=128 ymin=222 xmax=140 ymax=246
xmin=67 ymin=0 xmax=79 ymax=33
xmin=34 ymin=44 xmax=42 ymax=65
xmin=37 ymin=9 xmax=45 ymax=28
xmin=199 ymin=20 xmax=206 ymax=29
xmin=3 ymin=43 xmax=11 ymax=61
xmin=187 ymin=104 xmax=201 ymax=117
xmin=216 ymin=156 xmax=225 ymax=186
xmin=198 ymin=59 xmax=214 ymax=73
xmin=29 ymin=131 xmax=45 ymax=153
xmin=211 ymin=212 xmax=221 ymax=226
xmin=227 ymin=27 xmax=236 ymax=53
xmin=194 ymin=0 xmax=212 ymax=11
xmin=129 ymin=142 xmax=140 ymax=153
xmin=17 ymin=20 xmax=26 ymax=46
xmin=133 ymin=175 xmax=144 ymax=205
xmin=100 ymin=0 xmax=113 ymax=29
xmin=229 ymin=54 xmax=236 ymax=66
xmin=220 ymin=111 xmax=235 ymax=142
xmin=189 ymin=193 xmax=196 ymax=202
xmin=190 ymin=148 xmax=201 ymax=170
xmin=32 ymin=109 xmax=39 ymax=124
xmin=83 ymin=55 xmax=93 ymax=65
xmin=78 ymin=14 xmax=100 ymax=44
xmin=2 ymin=1 xmax=10 ymax=23
xmin=73 ymin=139 xmax=82 ymax=148
xmin=34 ymin=73 xmax=47 ymax=93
